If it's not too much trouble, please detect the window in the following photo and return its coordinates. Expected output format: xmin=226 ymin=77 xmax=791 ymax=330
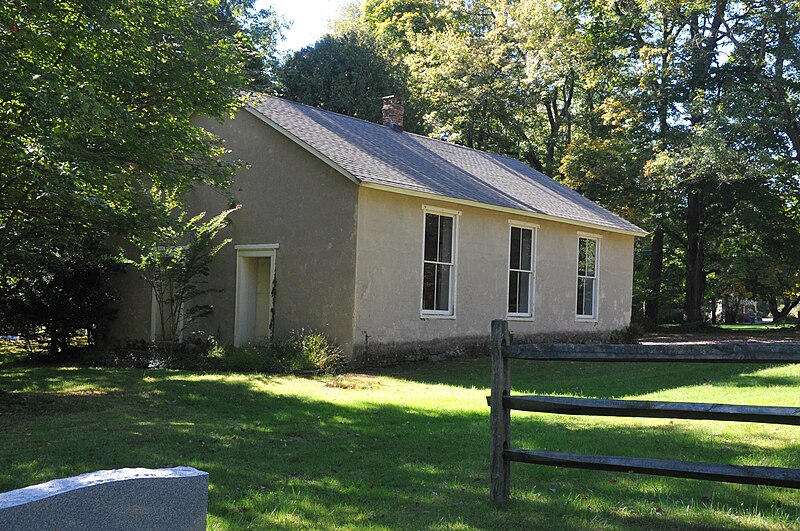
xmin=508 ymin=225 xmax=536 ymax=317
xmin=576 ymin=236 xmax=599 ymax=318
xmin=422 ymin=210 xmax=456 ymax=315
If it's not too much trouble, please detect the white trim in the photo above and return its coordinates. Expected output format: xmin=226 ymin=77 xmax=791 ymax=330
xmin=235 ymin=243 xmax=280 ymax=251
xmin=506 ymin=223 xmax=537 ymax=320
xmin=422 ymin=204 xmax=462 ymax=217
xmin=244 ymin=106 xmax=361 ymax=186
xmin=577 ymin=231 xmax=603 ymax=239
xmin=508 ymin=219 xmax=540 ymax=229
xmin=362 ymin=182 xmax=648 ymax=237
xmin=575 ymin=235 xmax=600 ymax=321
xmin=234 ymin=245 xmax=278 ymax=347
xmin=419 ymin=208 xmax=459 ymax=318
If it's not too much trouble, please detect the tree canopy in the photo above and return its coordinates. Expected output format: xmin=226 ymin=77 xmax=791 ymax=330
xmin=0 ymin=0 xmax=281 ymax=345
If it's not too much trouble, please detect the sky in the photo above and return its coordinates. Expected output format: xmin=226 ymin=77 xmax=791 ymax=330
xmin=258 ymin=0 xmax=353 ymax=53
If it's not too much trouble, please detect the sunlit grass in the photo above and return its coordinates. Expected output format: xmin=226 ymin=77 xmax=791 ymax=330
xmin=713 ymin=324 xmax=797 ymax=332
xmin=1 ymin=352 xmax=799 ymax=529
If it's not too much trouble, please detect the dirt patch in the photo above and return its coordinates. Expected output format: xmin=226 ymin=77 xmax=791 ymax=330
xmin=641 ymin=327 xmax=800 ymax=345
xmin=323 ymin=374 xmax=381 ymax=390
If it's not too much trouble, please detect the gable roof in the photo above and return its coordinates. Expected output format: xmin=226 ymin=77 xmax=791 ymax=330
xmin=246 ymin=95 xmax=647 ymax=237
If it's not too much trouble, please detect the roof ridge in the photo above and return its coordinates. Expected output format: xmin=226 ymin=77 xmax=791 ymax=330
xmin=248 ymin=92 xmax=390 ymax=130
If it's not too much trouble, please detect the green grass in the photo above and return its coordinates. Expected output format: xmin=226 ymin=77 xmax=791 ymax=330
xmin=1 ymin=351 xmax=799 ymax=529
xmin=712 ymin=323 xmax=797 ymax=332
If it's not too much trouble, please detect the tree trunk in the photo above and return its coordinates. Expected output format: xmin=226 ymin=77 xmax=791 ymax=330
xmin=723 ymin=296 xmax=739 ymax=324
xmin=684 ymin=187 xmax=705 ymax=326
xmin=769 ymin=296 xmax=800 ymax=324
xmin=644 ymin=229 xmax=664 ymax=328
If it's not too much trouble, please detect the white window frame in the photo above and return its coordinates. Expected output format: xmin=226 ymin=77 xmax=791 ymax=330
xmin=576 ymin=233 xmax=601 ymax=321
xmin=420 ymin=205 xmax=460 ymax=318
xmin=507 ymin=221 xmax=538 ymax=320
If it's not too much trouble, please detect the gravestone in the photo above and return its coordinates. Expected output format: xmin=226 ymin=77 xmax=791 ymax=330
xmin=0 ymin=466 xmax=208 ymax=531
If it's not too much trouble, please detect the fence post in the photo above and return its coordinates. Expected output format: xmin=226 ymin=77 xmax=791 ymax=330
xmin=490 ymin=319 xmax=511 ymax=506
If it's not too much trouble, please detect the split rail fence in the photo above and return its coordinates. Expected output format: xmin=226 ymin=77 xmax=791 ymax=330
xmin=488 ymin=319 xmax=800 ymax=506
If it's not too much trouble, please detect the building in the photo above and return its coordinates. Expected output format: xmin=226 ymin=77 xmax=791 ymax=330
xmin=110 ymin=95 xmax=647 ymax=363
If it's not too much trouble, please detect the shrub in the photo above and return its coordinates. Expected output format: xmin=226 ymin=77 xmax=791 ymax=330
xmin=278 ymin=329 xmax=344 ymax=373
xmin=208 ymin=343 xmax=282 ymax=373
xmin=204 ymin=330 xmax=344 ymax=374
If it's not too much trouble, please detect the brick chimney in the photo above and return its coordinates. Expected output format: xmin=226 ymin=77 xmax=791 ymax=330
xmin=381 ymin=95 xmax=404 ymax=131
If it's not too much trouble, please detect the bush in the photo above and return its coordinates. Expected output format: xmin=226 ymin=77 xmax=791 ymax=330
xmin=278 ymin=329 xmax=344 ymax=372
xmin=206 ymin=342 xmax=282 ymax=373
xmin=205 ymin=330 xmax=344 ymax=373
xmin=56 ymin=330 xmax=345 ymax=373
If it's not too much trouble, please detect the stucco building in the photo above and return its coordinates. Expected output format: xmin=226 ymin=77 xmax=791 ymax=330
xmin=110 ymin=95 xmax=647 ymax=363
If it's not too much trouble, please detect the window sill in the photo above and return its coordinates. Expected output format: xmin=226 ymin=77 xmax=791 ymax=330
xmin=420 ymin=313 xmax=457 ymax=320
xmin=575 ymin=316 xmax=599 ymax=323
xmin=507 ymin=315 xmax=534 ymax=322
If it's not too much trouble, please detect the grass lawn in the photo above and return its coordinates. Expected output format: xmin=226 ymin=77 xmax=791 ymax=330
xmin=713 ymin=323 xmax=798 ymax=332
xmin=1 ymin=346 xmax=799 ymax=529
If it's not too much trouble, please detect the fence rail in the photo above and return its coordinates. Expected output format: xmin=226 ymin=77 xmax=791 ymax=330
xmin=489 ymin=319 xmax=800 ymax=506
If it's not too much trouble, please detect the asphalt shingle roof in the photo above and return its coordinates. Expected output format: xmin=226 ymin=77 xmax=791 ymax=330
xmin=247 ymin=95 xmax=647 ymax=236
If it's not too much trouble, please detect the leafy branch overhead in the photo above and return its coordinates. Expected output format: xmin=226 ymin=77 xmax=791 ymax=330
xmin=0 ymin=0 xmax=281 ymax=346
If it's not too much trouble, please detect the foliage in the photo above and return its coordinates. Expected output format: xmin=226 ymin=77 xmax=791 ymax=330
xmin=130 ymin=208 xmax=238 ymax=343
xmin=206 ymin=330 xmax=344 ymax=373
xmin=0 ymin=241 xmax=117 ymax=353
xmin=405 ymin=2 xmax=531 ymax=157
xmin=278 ymin=329 xmax=345 ymax=372
xmin=277 ymin=31 xmax=416 ymax=128
xmin=0 ymin=0 xmax=282 ymax=300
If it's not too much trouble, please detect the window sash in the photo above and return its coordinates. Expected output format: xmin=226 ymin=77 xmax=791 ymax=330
xmin=576 ymin=237 xmax=598 ymax=318
xmin=508 ymin=226 xmax=534 ymax=316
xmin=422 ymin=213 xmax=454 ymax=313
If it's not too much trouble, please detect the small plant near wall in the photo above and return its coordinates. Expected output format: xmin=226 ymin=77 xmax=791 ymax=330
xmin=205 ymin=330 xmax=344 ymax=373
xmin=129 ymin=207 xmax=239 ymax=347
xmin=278 ymin=329 xmax=344 ymax=373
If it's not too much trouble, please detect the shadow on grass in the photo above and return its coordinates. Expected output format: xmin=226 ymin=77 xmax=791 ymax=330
xmin=1 ymin=367 xmax=799 ymax=529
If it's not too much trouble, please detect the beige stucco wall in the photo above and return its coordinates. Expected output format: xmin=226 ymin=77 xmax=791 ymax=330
xmin=110 ymin=109 xmax=360 ymax=352
xmin=352 ymin=187 xmax=635 ymax=359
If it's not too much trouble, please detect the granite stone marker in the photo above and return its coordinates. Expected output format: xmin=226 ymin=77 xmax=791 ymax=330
xmin=0 ymin=466 xmax=208 ymax=531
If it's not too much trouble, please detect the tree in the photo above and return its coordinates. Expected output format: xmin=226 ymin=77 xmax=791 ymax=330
xmin=0 ymin=0 xmax=281 ymax=281
xmin=0 ymin=240 xmax=118 ymax=353
xmin=131 ymin=208 xmax=238 ymax=344
xmin=277 ymin=32 xmax=414 ymax=127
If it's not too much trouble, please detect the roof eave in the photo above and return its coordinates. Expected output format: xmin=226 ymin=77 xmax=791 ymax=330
xmin=360 ymin=182 xmax=649 ymax=238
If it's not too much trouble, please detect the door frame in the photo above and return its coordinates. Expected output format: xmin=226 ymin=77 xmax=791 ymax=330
xmin=234 ymin=244 xmax=278 ymax=346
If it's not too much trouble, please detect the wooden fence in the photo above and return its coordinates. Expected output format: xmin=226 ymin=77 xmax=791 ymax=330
xmin=488 ymin=319 xmax=800 ymax=506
